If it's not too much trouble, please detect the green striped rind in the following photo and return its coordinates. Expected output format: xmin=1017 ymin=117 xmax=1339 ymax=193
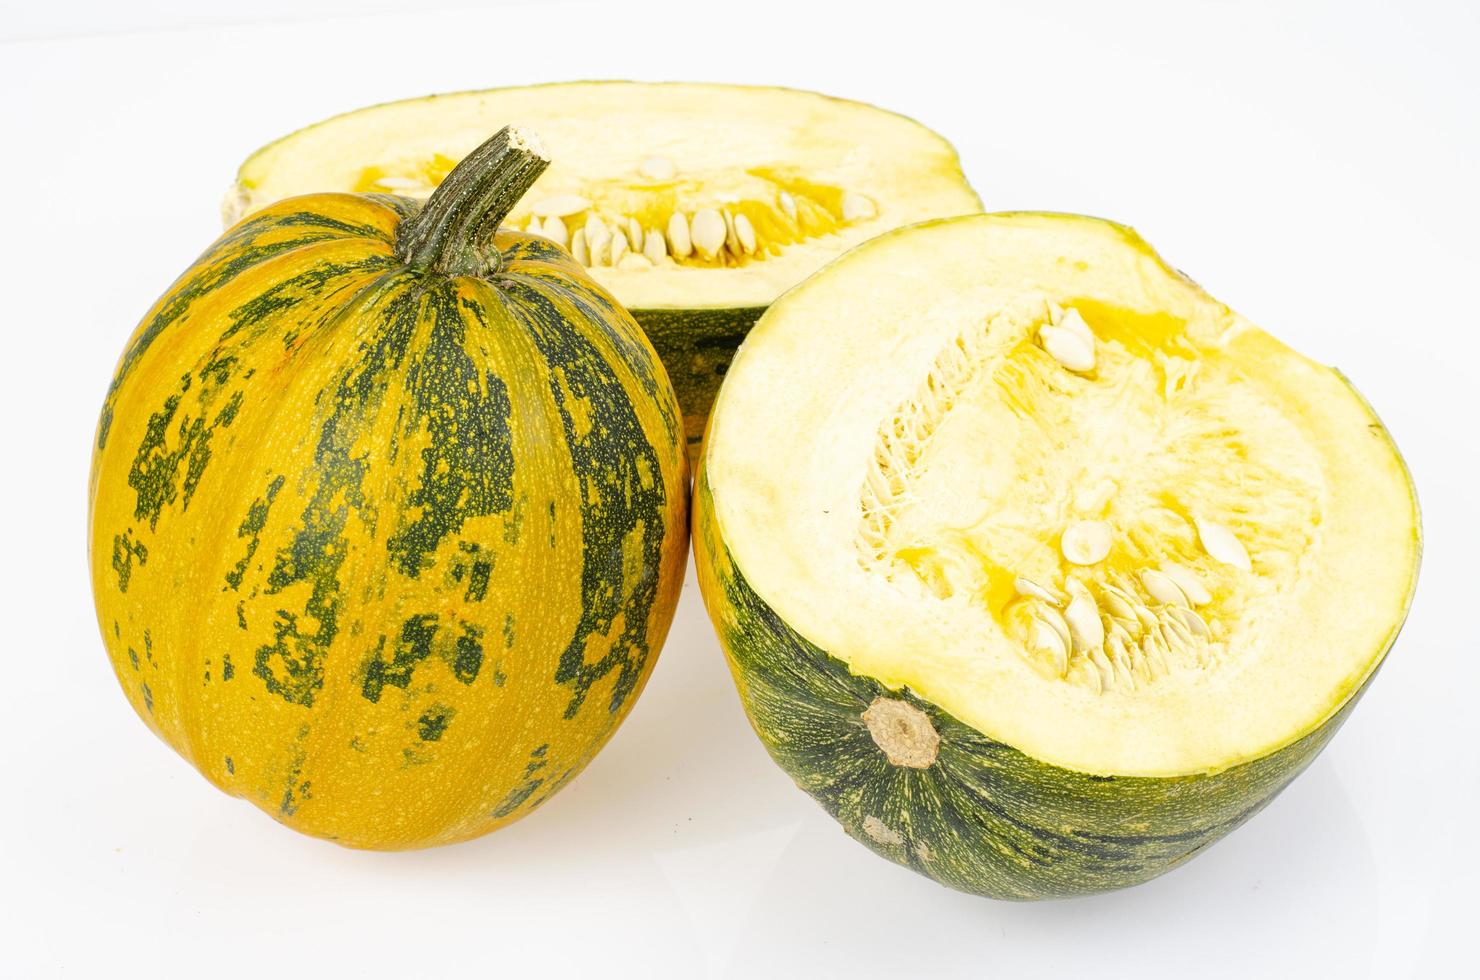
xmin=693 ymin=469 xmax=1379 ymax=899
xmin=628 ymin=306 xmax=764 ymax=454
xmin=89 ymin=189 xmax=688 ymax=847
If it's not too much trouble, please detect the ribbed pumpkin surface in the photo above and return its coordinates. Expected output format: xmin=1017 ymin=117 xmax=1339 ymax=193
xmin=89 ymin=134 xmax=688 ymax=847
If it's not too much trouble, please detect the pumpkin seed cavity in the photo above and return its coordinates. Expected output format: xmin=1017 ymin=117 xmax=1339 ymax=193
xmin=856 ymin=296 xmax=1321 ymax=695
xmin=361 ymin=161 xmax=879 ymax=271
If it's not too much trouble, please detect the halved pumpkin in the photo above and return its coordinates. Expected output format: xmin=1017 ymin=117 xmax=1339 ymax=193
xmin=225 ymin=82 xmax=982 ymax=450
xmin=694 ymin=212 xmax=1420 ymax=898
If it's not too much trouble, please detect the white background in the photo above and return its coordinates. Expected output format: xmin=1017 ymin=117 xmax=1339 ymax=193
xmin=2 ymin=1 xmax=1477 ymax=976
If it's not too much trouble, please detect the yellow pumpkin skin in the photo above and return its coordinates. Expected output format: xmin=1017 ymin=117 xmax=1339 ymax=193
xmin=88 ymin=132 xmax=689 ymax=848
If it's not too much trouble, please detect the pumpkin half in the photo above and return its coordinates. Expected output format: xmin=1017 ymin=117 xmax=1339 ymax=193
xmin=89 ymin=127 xmax=689 ymax=848
xmin=223 ymin=81 xmax=983 ymax=451
xmin=694 ymin=212 xmax=1420 ymax=898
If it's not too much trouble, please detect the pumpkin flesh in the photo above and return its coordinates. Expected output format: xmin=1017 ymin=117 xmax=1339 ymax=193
xmin=696 ymin=212 xmax=1419 ymax=896
xmin=225 ymin=82 xmax=983 ymax=449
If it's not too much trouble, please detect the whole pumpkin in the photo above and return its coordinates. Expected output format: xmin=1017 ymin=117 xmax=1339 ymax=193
xmin=88 ymin=127 xmax=689 ymax=848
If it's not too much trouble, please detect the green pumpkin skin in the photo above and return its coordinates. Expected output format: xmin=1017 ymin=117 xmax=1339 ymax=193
xmin=693 ymin=469 xmax=1390 ymax=900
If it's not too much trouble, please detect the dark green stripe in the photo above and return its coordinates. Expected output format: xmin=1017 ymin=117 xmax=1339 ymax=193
xmin=501 ymin=272 xmax=672 ymax=719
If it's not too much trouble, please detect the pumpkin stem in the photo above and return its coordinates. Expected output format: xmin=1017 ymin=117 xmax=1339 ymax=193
xmin=396 ymin=125 xmax=550 ymax=276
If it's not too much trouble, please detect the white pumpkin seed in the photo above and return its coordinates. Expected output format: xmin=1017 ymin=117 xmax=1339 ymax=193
xmin=1040 ymin=325 xmax=1096 ymax=373
xmin=722 ymin=209 xmax=741 ymax=255
xmin=691 ymin=209 xmax=726 ymax=260
xmin=643 ymin=226 xmax=667 ymax=263
xmin=1196 ymin=518 xmax=1252 ymax=570
xmin=666 ymin=212 xmax=693 ymax=258
xmin=1037 ymin=605 xmax=1072 ymax=649
xmin=841 ymin=191 xmax=876 ymax=221
xmin=609 ymin=225 xmax=629 ymax=265
xmin=1158 ymin=562 xmax=1211 ymax=606
xmin=569 ymin=228 xmax=589 ymax=265
xmin=1140 ymin=569 xmax=1189 ymax=607
xmin=1046 ymin=300 xmax=1065 ymax=325
xmin=1064 ymin=591 xmax=1104 ymax=652
xmin=1028 ymin=617 xmax=1070 ymax=676
xmin=616 ymin=252 xmax=652 ymax=270
xmin=541 ymin=215 xmax=568 ymax=247
xmin=1100 ymin=587 xmax=1137 ymax=622
xmin=779 ymin=190 xmax=798 ymax=221
xmin=1088 ymin=648 xmax=1115 ymax=689
xmin=1082 ymin=657 xmax=1104 ymax=695
xmin=1164 ymin=613 xmax=1195 ymax=648
xmin=638 ymin=155 xmax=676 ymax=181
xmin=1061 ymin=520 xmax=1113 ymax=565
xmin=584 ymin=214 xmax=610 ymax=264
xmin=530 ymin=194 xmax=591 ymax=218
xmin=1059 ymin=307 xmax=1094 ymax=345
xmin=1142 ymin=636 xmax=1169 ymax=674
xmin=1014 ymin=576 xmax=1060 ymax=604
xmin=626 ymin=217 xmax=644 ymax=254
xmin=1169 ymin=606 xmax=1210 ymax=638
xmin=734 ymin=213 xmax=757 ymax=254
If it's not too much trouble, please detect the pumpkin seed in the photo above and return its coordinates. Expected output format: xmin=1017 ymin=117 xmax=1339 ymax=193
xmin=1037 ymin=605 xmax=1073 ymax=649
xmin=1014 ymin=576 xmax=1060 ymax=604
xmin=1028 ymin=617 xmax=1070 ymax=676
xmin=1140 ymin=569 xmax=1189 ymax=607
xmin=1196 ymin=518 xmax=1252 ymax=570
xmin=638 ymin=155 xmax=676 ymax=181
xmin=585 ymin=214 xmax=611 ymax=265
xmin=1059 ymin=307 xmax=1094 ymax=345
xmin=1142 ymin=635 xmax=1170 ymax=674
xmin=722 ymin=209 xmax=742 ymax=256
xmin=626 ymin=218 xmax=644 ymax=254
xmin=1158 ymin=562 xmax=1211 ymax=605
xmin=642 ymin=226 xmax=667 ymax=263
xmin=1040 ymin=325 xmax=1096 ymax=373
xmin=570 ymin=227 xmax=589 ymax=265
xmin=530 ymin=194 xmax=591 ymax=217
xmin=841 ymin=191 xmax=876 ymax=221
xmin=1088 ymin=648 xmax=1115 ymax=689
xmin=1169 ymin=606 xmax=1210 ymax=638
xmin=609 ymin=224 xmax=629 ymax=265
xmin=734 ymin=214 xmax=757 ymax=254
xmin=666 ymin=212 xmax=693 ymax=258
xmin=541 ymin=215 xmax=568 ymax=247
xmin=691 ymin=209 xmax=726 ymax=260
xmin=1061 ymin=520 xmax=1113 ymax=565
xmin=1064 ymin=590 xmax=1104 ymax=652
xmin=616 ymin=252 xmax=652 ymax=270
xmin=779 ymin=190 xmax=798 ymax=221
xmin=1100 ymin=587 xmax=1138 ymax=622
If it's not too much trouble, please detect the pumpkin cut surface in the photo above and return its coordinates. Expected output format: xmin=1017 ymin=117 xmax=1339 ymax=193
xmin=695 ymin=212 xmax=1419 ymax=897
xmin=91 ymin=129 xmax=689 ymax=848
xmin=225 ymin=82 xmax=982 ymax=450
